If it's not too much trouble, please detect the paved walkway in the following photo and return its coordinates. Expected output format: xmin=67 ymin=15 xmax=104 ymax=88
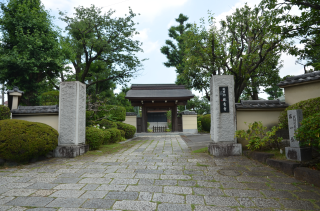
xmin=0 ymin=135 xmax=320 ymax=211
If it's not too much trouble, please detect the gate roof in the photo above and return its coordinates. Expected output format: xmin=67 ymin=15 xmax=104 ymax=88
xmin=125 ymin=84 xmax=194 ymax=101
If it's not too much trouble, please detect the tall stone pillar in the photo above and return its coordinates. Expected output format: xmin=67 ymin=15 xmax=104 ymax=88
xmin=54 ymin=81 xmax=88 ymax=158
xmin=208 ymin=75 xmax=242 ymax=156
xmin=285 ymin=109 xmax=311 ymax=161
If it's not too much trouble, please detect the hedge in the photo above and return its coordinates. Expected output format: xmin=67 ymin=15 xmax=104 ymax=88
xmin=98 ymin=119 xmax=117 ymax=129
xmin=40 ymin=90 xmax=59 ymax=106
xmin=0 ymin=119 xmax=58 ymax=162
xmin=86 ymin=127 xmax=104 ymax=150
xmin=0 ymin=105 xmax=10 ymax=120
xmin=107 ymin=128 xmax=122 ymax=143
xmin=97 ymin=105 xmax=126 ymax=121
xmin=102 ymin=130 xmax=111 ymax=145
xmin=200 ymin=114 xmax=211 ymax=132
xmin=119 ymin=129 xmax=125 ymax=138
xmin=115 ymin=122 xmax=136 ymax=139
xmin=295 ymin=112 xmax=320 ymax=149
xmin=279 ymin=97 xmax=320 ymax=129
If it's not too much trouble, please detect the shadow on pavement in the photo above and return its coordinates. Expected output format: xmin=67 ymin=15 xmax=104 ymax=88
xmin=181 ymin=134 xmax=211 ymax=151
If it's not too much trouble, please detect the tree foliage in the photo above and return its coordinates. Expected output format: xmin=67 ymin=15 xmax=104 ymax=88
xmin=178 ymin=96 xmax=210 ymax=115
xmin=181 ymin=5 xmax=285 ymax=102
xmin=59 ymin=5 xmax=145 ymax=89
xmin=260 ymin=0 xmax=320 ymax=71
xmin=0 ymin=0 xmax=63 ymax=105
xmin=160 ymin=13 xmax=191 ymax=85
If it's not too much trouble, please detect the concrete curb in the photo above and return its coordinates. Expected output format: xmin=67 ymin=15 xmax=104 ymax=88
xmin=243 ymin=150 xmax=320 ymax=187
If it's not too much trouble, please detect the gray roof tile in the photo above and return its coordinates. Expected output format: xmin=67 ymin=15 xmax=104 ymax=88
xmin=236 ymin=100 xmax=288 ymax=109
xmin=11 ymin=105 xmax=59 ymax=114
xmin=278 ymin=71 xmax=320 ymax=87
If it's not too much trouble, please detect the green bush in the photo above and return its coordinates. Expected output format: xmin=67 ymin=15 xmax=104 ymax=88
xmin=97 ymin=119 xmax=117 ymax=129
xmin=0 ymin=105 xmax=10 ymax=120
xmin=295 ymin=112 xmax=320 ymax=150
xmin=119 ymin=130 xmax=125 ymax=138
xmin=106 ymin=128 xmax=122 ymax=143
xmin=0 ymin=119 xmax=58 ymax=162
xmin=235 ymin=121 xmax=283 ymax=150
xmin=201 ymin=114 xmax=211 ymax=132
xmin=86 ymin=111 xmax=95 ymax=126
xmin=97 ymin=105 xmax=126 ymax=121
xmin=40 ymin=91 xmax=59 ymax=105
xmin=102 ymin=130 xmax=111 ymax=145
xmin=197 ymin=121 xmax=202 ymax=132
xmin=279 ymin=97 xmax=320 ymax=129
xmin=86 ymin=126 xmax=104 ymax=150
xmin=115 ymin=122 xmax=136 ymax=139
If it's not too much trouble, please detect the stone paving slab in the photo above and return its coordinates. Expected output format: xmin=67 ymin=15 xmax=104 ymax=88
xmin=0 ymin=135 xmax=319 ymax=211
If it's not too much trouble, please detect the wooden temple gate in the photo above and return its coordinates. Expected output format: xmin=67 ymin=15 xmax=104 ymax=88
xmin=125 ymin=84 xmax=194 ymax=133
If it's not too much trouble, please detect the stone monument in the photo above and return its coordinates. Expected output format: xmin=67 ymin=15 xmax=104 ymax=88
xmin=208 ymin=75 xmax=242 ymax=156
xmin=285 ymin=109 xmax=312 ymax=161
xmin=54 ymin=81 xmax=88 ymax=158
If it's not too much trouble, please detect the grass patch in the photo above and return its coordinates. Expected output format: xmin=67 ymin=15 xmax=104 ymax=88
xmin=84 ymin=140 xmax=145 ymax=156
xmin=192 ymin=147 xmax=208 ymax=153
xmin=196 ymin=162 xmax=209 ymax=167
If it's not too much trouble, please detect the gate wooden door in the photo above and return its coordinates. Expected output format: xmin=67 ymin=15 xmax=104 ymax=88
xmin=137 ymin=117 xmax=142 ymax=133
xmin=177 ymin=116 xmax=183 ymax=132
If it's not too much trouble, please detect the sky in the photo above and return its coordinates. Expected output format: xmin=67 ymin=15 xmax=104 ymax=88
xmin=2 ymin=0 xmax=306 ymax=101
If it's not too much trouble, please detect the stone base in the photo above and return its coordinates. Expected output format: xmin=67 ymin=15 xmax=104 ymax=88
xmin=183 ymin=129 xmax=198 ymax=134
xmin=285 ymin=147 xmax=312 ymax=161
xmin=266 ymin=159 xmax=300 ymax=176
xmin=294 ymin=167 xmax=320 ymax=188
xmin=54 ymin=144 xmax=89 ymax=158
xmin=208 ymin=143 xmax=242 ymax=157
xmin=243 ymin=151 xmax=274 ymax=163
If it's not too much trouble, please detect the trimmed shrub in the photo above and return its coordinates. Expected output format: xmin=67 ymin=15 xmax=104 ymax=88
xmin=102 ymin=130 xmax=111 ymax=145
xmin=86 ymin=126 xmax=103 ymax=150
xmin=295 ymin=112 xmax=320 ymax=150
xmin=197 ymin=121 xmax=202 ymax=132
xmin=98 ymin=119 xmax=117 ymax=129
xmin=279 ymin=97 xmax=320 ymax=129
xmin=0 ymin=119 xmax=58 ymax=162
xmin=201 ymin=114 xmax=211 ymax=132
xmin=40 ymin=91 xmax=59 ymax=105
xmin=97 ymin=105 xmax=126 ymax=121
xmin=107 ymin=128 xmax=122 ymax=143
xmin=86 ymin=111 xmax=95 ymax=126
xmin=0 ymin=105 xmax=10 ymax=120
xmin=116 ymin=122 xmax=136 ymax=139
xmin=119 ymin=130 xmax=125 ymax=138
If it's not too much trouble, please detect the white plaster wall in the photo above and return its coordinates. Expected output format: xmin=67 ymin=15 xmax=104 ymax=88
xmin=284 ymin=82 xmax=320 ymax=105
xmin=123 ymin=116 xmax=137 ymax=129
xmin=182 ymin=115 xmax=197 ymax=130
xmin=12 ymin=114 xmax=59 ymax=131
xmin=236 ymin=109 xmax=284 ymax=146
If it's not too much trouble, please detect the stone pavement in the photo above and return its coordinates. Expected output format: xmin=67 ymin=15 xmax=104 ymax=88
xmin=0 ymin=135 xmax=320 ymax=211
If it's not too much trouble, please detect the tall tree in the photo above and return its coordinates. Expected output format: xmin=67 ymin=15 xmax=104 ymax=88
xmin=181 ymin=5 xmax=286 ymax=102
xmin=0 ymin=0 xmax=63 ymax=105
xmin=160 ymin=14 xmax=192 ymax=85
xmin=261 ymin=0 xmax=320 ymax=71
xmin=178 ymin=96 xmax=210 ymax=115
xmin=59 ymin=5 xmax=145 ymax=89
